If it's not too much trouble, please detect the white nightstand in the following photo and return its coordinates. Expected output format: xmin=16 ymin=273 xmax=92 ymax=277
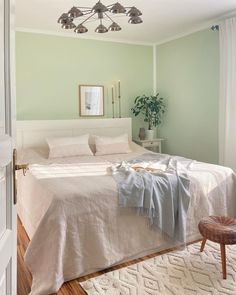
xmin=133 ymin=138 xmax=164 ymax=153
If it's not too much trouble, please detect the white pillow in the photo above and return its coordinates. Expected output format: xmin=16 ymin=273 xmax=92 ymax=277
xmin=46 ymin=134 xmax=93 ymax=158
xmin=94 ymin=134 xmax=131 ymax=155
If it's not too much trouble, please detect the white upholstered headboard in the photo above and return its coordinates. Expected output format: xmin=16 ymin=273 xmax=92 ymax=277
xmin=16 ymin=118 xmax=132 ymax=149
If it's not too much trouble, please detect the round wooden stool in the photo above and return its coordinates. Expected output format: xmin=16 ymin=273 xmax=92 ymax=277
xmin=198 ymin=216 xmax=236 ymax=279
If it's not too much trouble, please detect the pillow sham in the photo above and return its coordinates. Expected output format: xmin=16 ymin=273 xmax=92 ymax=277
xmin=94 ymin=133 xmax=131 ymax=155
xmin=46 ymin=134 xmax=93 ymax=158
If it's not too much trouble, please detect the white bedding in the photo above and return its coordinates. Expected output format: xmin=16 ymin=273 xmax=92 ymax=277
xmin=17 ymin=142 xmax=236 ymax=295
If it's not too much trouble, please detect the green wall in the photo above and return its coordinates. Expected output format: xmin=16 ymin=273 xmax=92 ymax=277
xmin=156 ymin=30 xmax=219 ymax=163
xmin=16 ymin=32 xmax=153 ymax=138
xmin=16 ymin=30 xmax=220 ymax=163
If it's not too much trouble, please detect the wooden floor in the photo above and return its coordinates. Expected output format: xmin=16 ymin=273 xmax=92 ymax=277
xmin=17 ymin=217 xmax=200 ymax=295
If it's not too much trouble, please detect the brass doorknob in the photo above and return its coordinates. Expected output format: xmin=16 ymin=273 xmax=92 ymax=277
xmin=13 ymin=149 xmax=29 ymax=204
xmin=15 ymin=163 xmax=29 ymax=176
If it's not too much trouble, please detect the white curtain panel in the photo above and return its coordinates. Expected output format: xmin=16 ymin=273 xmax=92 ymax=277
xmin=219 ymin=17 xmax=236 ymax=172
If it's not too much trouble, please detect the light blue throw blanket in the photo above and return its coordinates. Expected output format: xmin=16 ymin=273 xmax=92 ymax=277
xmin=111 ymin=153 xmax=193 ymax=243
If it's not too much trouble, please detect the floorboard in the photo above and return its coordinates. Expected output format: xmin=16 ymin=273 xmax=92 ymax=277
xmin=17 ymin=217 xmax=200 ymax=295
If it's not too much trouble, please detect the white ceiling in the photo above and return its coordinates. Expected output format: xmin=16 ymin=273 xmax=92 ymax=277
xmin=16 ymin=0 xmax=236 ymax=44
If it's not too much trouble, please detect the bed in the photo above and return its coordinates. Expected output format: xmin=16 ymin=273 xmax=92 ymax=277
xmin=16 ymin=118 xmax=236 ymax=295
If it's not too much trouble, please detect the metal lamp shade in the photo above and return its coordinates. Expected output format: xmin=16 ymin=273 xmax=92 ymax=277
xmin=68 ymin=7 xmax=83 ymax=18
xmin=74 ymin=24 xmax=88 ymax=33
xmin=110 ymin=2 xmax=126 ymax=13
xmin=109 ymin=22 xmax=121 ymax=31
xmin=128 ymin=16 xmax=143 ymax=24
xmin=95 ymin=24 xmax=108 ymax=33
xmin=127 ymin=7 xmax=142 ymax=17
xmin=92 ymin=2 xmax=108 ymax=13
xmin=58 ymin=13 xmax=72 ymax=24
xmin=61 ymin=21 xmax=76 ymax=29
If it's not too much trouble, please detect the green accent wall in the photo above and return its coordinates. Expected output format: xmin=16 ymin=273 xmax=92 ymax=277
xmin=16 ymin=32 xmax=153 ymax=138
xmin=16 ymin=30 xmax=220 ymax=163
xmin=156 ymin=30 xmax=219 ymax=163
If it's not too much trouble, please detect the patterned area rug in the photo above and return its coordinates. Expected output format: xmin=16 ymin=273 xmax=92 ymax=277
xmin=79 ymin=241 xmax=236 ymax=295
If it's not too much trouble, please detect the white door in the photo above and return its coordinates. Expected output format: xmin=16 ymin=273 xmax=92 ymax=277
xmin=0 ymin=0 xmax=16 ymax=294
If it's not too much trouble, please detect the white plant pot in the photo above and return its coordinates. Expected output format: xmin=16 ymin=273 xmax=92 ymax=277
xmin=145 ymin=129 xmax=154 ymax=140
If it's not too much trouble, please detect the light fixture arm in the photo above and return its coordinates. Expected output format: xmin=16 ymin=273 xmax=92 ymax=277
xmin=80 ymin=12 xmax=96 ymax=25
xmin=104 ymin=12 xmax=116 ymax=23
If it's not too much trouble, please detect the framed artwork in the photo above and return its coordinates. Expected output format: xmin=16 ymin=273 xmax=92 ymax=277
xmin=79 ymin=85 xmax=104 ymax=117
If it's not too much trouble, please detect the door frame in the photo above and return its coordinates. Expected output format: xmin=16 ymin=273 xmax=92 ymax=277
xmin=0 ymin=0 xmax=16 ymax=294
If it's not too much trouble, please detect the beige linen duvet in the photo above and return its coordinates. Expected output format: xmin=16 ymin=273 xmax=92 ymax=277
xmin=17 ymin=143 xmax=236 ymax=295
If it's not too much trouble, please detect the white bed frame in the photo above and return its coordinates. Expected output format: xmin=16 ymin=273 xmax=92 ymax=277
xmin=16 ymin=118 xmax=132 ymax=149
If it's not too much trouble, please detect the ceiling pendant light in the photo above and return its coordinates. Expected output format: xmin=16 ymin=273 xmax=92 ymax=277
xmin=74 ymin=24 xmax=88 ymax=34
xmin=128 ymin=16 xmax=143 ymax=24
xmin=68 ymin=7 xmax=83 ymax=18
xmin=127 ymin=7 xmax=142 ymax=17
xmin=92 ymin=2 xmax=108 ymax=13
xmin=95 ymin=24 xmax=108 ymax=33
xmin=61 ymin=21 xmax=76 ymax=29
xmin=110 ymin=3 xmax=126 ymax=14
xmin=108 ymin=22 xmax=122 ymax=31
xmin=58 ymin=1 xmax=143 ymax=34
xmin=58 ymin=13 xmax=72 ymax=24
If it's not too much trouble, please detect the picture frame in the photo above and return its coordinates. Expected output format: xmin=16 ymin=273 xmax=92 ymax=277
xmin=79 ymin=85 xmax=104 ymax=117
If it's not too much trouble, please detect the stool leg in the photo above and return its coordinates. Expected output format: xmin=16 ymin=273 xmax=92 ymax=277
xmin=220 ymin=243 xmax=226 ymax=279
xmin=200 ymin=238 xmax=207 ymax=252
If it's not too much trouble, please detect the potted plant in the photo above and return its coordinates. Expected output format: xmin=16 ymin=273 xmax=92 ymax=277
xmin=131 ymin=93 xmax=166 ymax=140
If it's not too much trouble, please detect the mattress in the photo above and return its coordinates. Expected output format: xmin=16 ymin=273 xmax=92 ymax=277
xmin=17 ymin=142 xmax=236 ymax=295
